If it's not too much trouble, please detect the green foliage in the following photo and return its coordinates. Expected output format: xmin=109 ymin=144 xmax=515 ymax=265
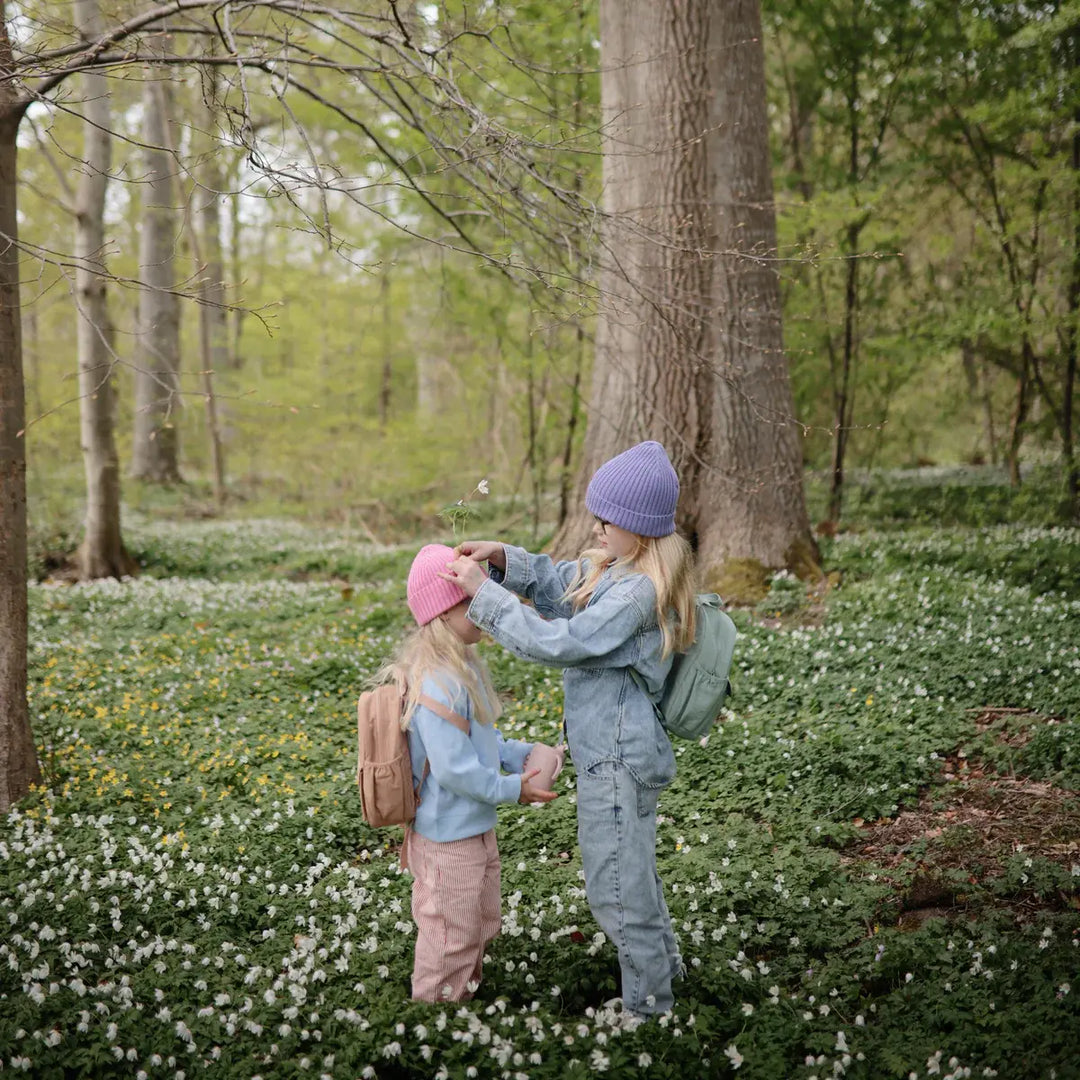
xmin=765 ymin=0 xmax=1078 ymax=476
xmin=755 ymin=570 xmax=809 ymax=617
xmin=806 ymin=465 xmax=1075 ymax=531
xmin=20 ymin=0 xmax=1077 ymax=525
xmin=6 ymin=499 xmax=1080 ymax=1078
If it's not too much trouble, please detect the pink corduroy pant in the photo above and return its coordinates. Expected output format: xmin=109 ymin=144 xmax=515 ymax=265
xmin=408 ymin=828 xmax=502 ymax=1002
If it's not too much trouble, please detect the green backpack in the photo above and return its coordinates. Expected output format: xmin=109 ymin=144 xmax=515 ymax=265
xmin=633 ymin=594 xmax=737 ymax=740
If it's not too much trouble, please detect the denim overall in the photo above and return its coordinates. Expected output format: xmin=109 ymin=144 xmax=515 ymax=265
xmin=467 ymin=546 xmax=683 ymax=1014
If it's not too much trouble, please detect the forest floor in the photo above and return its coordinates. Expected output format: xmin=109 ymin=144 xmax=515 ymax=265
xmin=5 ymin=475 xmax=1080 ymax=1079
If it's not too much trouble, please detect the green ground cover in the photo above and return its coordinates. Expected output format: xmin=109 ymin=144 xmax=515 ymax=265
xmin=4 ymin=498 xmax=1079 ymax=1078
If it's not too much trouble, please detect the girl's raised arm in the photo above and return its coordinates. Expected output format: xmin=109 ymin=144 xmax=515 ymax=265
xmin=456 ymin=541 xmax=579 ymax=619
xmin=457 ymin=568 xmax=655 ymax=669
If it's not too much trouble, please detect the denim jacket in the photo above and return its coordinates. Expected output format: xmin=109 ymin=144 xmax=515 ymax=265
xmin=467 ymin=546 xmax=676 ymax=788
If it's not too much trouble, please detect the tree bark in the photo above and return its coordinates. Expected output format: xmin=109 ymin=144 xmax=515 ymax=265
xmin=380 ymin=268 xmax=392 ymax=429
xmin=827 ymin=61 xmax=865 ymax=525
xmin=0 ymin=18 xmax=41 ymax=809
xmin=191 ymin=219 xmax=226 ymax=507
xmin=131 ymin=75 xmax=183 ymax=483
xmin=698 ymin=0 xmax=816 ymax=575
xmin=1005 ymin=339 xmax=1032 ymax=488
xmin=553 ymin=0 xmax=713 ymax=556
xmin=194 ymin=77 xmax=228 ymax=506
xmin=73 ymin=0 xmax=136 ymax=579
xmin=554 ymin=0 xmax=817 ymax=580
xmin=1065 ymin=58 xmax=1079 ymax=520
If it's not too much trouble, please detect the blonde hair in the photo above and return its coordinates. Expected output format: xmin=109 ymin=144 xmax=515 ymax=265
xmin=373 ymin=616 xmax=501 ymax=730
xmin=564 ymin=532 xmax=696 ymax=657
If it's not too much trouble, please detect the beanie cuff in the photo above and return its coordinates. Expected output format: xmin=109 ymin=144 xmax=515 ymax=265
xmin=585 ymin=491 xmax=676 ymax=537
xmin=409 ymin=577 xmax=469 ymax=625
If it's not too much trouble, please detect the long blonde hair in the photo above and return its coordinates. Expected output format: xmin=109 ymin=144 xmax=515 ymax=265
xmin=564 ymin=532 xmax=696 ymax=657
xmin=373 ymin=616 xmax=501 ymax=730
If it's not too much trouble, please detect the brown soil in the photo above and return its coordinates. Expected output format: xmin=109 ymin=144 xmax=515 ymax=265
xmin=843 ymin=709 xmax=1080 ymax=926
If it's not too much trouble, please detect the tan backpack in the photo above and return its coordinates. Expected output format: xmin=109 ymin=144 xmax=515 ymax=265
xmin=355 ymin=685 xmax=470 ymax=827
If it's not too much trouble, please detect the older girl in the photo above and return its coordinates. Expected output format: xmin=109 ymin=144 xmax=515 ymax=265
xmin=443 ymin=441 xmax=695 ymax=1015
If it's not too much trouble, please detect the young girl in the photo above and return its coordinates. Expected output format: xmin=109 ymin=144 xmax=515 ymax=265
xmin=442 ymin=441 xmax=696 ymax=1016
xmin=377 ymin=543 xmax=558 ymax=1003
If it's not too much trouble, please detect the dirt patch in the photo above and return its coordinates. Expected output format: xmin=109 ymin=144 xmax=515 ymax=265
xmin=970 ymin=705 xmax=1044 ymax=750
xmin=847 ymin=775 xmax=1080 ymax=869
xmin=843 ymin=741 xmax=1080 ymax=925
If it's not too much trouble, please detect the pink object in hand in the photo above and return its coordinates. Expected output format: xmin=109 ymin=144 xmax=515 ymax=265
xmin=523 ymin=742 xmax=565 ymax=792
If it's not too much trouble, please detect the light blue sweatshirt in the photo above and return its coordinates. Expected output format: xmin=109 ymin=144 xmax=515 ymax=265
xmin=407 ymin=672 xmax=534 ymax=843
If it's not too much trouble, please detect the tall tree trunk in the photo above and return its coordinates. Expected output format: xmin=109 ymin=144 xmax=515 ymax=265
xmin=559 ymin=320 xmax=585 ymax=527
xmin=698 ymin=0 xmax=816 ymax=576
xmin=827 ymin=63 xmax=865 ymax=524
xmin=73 ymin=0 xmax=136 ymax=579
xmin=229 ymin=181 xmax=244 ymax=369
xmin=1065 ymin=55 xmax=1080 ymax=520
xmin=190 ymin=215 xmax=226 ymax=508
xmin=380 ymin=268 xmax=392 ymax=430
xmin=829 ymin=218 xmax=862 ymax=523
xmin=0 ymin=19 xmax=41 ymax=809
xmin=196 ymin=90 xmax=228 ymax=505
xmin=554 ymin=0 xmax=817 ymax=580
xmin=553 ymin=0 xmax=713 ymax=555
xmin=1005 ymin=340 xmax=1032 ymax=488
xmin=557 ymin=6 xmax=588 ymax=529
xmin=131 ymin=75 xmax=183 ymax=483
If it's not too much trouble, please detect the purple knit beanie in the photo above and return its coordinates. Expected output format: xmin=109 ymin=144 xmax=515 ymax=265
xmin=407 ymin=544 xmax=479 ymax=625
xmin=585 ymin=441 xmax=679 ymax=537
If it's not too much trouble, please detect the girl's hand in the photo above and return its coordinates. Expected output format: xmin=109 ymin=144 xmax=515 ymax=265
xmin=440 ymin=555 xmax=488 ymax=597
xmin=455 ymin=540 xmax=506 ymax=572
xmin=518 ymin=768 xmax=558 ymax=805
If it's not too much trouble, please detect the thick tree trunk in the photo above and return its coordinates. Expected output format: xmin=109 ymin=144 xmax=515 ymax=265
xmin=554 ymin=0 xmax=816 ymax=580
xmin=0 ymin=25 xmax=41 ymax=808
xmin=131 ymin=76 xmax=183 ymax=483
xmin=698 ymin=0 xmax=816 ymax=576
xmin=74 ymin=0 xmax=136 ymax=579
xmin=553 ymin=0 xmax=713 ymax=556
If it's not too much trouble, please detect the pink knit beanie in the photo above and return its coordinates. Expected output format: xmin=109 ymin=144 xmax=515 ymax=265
xmin=407 ymin=544 xmax=478 ymax=625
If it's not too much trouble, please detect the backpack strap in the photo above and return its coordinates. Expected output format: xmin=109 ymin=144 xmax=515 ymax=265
xmin=415 ymin=694 xmax=470 ymax=735
xmin=411 ymin=693 xmax=472 ymax=795
xmin=400 ymin=691 xmax=475 ymax=872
